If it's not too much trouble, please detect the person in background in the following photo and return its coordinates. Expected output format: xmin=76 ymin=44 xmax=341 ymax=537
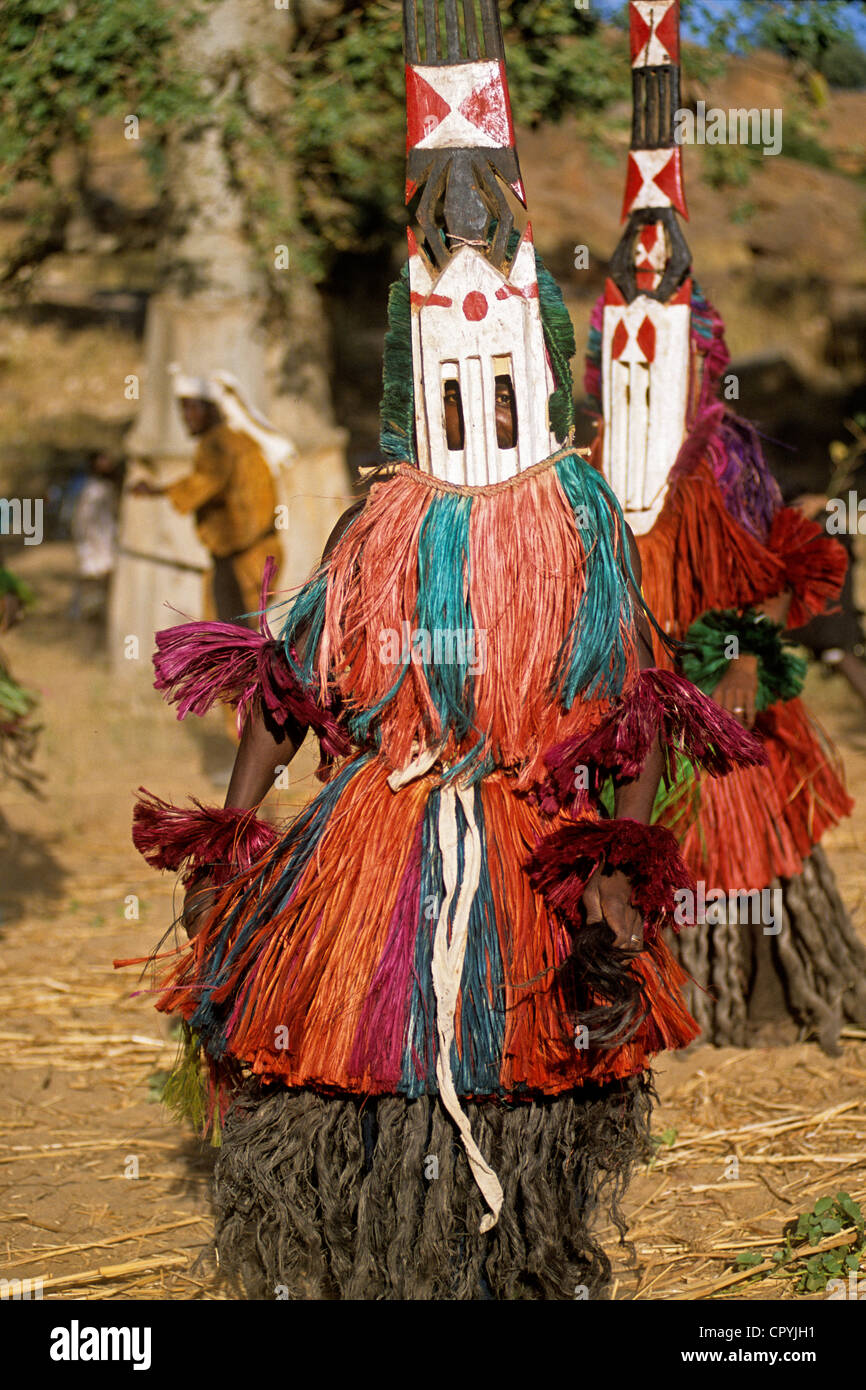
xmin=129 ymin=371 xmax=281 ymax=628
xmin=69 ymin=449 xmax=120 ymax=629
xmin=788 ymin=416 xmax=866 ymax=710
xmin=0 ymin=556 xmax=39 ymax=793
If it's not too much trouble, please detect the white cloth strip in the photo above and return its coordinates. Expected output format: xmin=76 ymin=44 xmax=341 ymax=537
xmin=432 ymin=783 xmax=504 ymax=1233
xmin=387 ymin=744 xmax=441 ymax=790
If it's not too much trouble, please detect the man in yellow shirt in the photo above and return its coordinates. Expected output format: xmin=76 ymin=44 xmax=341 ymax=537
xmin=132 ymin=385 xmax=278 ymax=625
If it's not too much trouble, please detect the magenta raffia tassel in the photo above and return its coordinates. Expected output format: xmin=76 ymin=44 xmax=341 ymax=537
xmin=255 ymin=643 xmax=351 ymax=758
xmin=526 ymin=817 xmax=696 ymax=938
xmin=154 ymin=621 xmax=273 ymax=726
xmin=153 ymin=558 xmax=350 ymax=756
xmin=132 ymin=788 xmax=277 ymax=883
xmin=541 ymin=668 xmax=767 ymax=815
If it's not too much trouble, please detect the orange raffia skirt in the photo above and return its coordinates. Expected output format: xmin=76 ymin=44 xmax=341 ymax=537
xmin=151 ymin=756 xmax=699 ymax=1099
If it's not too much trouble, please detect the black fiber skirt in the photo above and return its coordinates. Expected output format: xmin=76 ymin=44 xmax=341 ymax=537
xmin=212 ymin=1074 xmax=654 ymax=1301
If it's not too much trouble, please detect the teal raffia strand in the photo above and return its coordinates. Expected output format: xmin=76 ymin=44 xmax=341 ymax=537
xmin=553 ymin=453 xmax=637 ymax=706
xmin=277 ymin=494 xmax=367 ymax=687
xmin=415 ymin=489 xmax=476 ymax=744
xmin=399 ymin=787 xmax=503 ymax=1097
xmin=352 ymin=488 xmax=480 ymax=756
xmin=452 ymin=787 xmax=504 ymax=1094
xmin=278 ymin=569 xmax=328 ymax=687
xmin=402 ymin=789 xmax=441 ymax=1096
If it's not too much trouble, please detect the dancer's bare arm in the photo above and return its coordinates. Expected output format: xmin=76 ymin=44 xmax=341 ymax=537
xmin=182 ymin=499 xmax=364 ymax=935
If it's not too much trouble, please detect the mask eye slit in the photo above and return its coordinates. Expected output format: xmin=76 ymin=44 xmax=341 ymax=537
xmin=494 ymin=372 xmax=517 ymax=450
xmin=443 ymin=377 xmax=465 ymax=451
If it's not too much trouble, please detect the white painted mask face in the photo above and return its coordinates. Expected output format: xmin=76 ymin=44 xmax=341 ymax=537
xmin=601 ymin=275 xmax=692 ymax=535
xmin=601 ymin=0 xmax=693 ymax=535
xmin=409 ymin=229 xmax=556 ymax=485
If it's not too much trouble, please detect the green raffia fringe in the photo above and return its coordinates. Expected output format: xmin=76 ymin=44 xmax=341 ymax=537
xmin=0 ymin=669 xmax=37 ymax=722
xmin=680 ymin=607 xmax=807 ymax=710
xmin=380 ymin=269 xmax=417 ymax=464
xmin=159 ymin=1022 xmax=221 ymax=1147
xmin=0 ymin=568 xmax=34 ymax=605
xmin=380 ymin=239 xmax=576 ymax=462
xmin=535 ymin=248 xmax=576 ymax=440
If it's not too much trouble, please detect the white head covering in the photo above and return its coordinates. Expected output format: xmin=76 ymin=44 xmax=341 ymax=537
xmin=169 ymin=364 xmax=296 ymax=477
xmin=169 ymin=363 xmax=219 ymax=403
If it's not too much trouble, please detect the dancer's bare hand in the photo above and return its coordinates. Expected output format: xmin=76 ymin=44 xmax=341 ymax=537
xmin=712 ymin=653 xmax=759 ymax=728
xmin=582 ymin=867 xmax=644 ymax=952
xmin=182 ymin=873 xmax=219 ymax=939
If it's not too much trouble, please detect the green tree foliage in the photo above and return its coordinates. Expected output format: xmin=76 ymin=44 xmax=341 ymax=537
xmin=0 ymin=0 xmax=209 ymax=189
xmin=10 ymin=1 xmax=862 ymax=294
xmin=0 ymin=0 xmax=632 ymax=286
xmin=680 ymin=1 xmax=866 ymax=188
xmin=683 ymin=0 xmax=866 ymax=83
xmin=821 ymin=37 xmax=866 ymax=91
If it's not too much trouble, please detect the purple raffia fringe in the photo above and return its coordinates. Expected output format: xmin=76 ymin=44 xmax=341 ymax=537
xmin=526 ymin=817 xmax=697 ymax=939
xmin=540 ymin=668 xmax=768 ymax=817
xmin=671 ymin=404 xmax=782 ymax=543
xmin=132 ymin=788 xmax=277 ymax=884
xmin=153 ymin=557 xmax=350 ymax=757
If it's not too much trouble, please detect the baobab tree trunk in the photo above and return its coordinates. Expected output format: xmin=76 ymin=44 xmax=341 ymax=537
xmin=111 ymin=0 xmax=351 ymax=682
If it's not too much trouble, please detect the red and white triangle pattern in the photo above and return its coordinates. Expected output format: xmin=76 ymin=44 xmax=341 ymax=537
xmin=630 ymin=0 xmax=679 ymax=68
xmin=635 ymin=224 xmax=665 ymax=291
xmin=406 ymin=60 xmax=515 ymax=152
xmin=621 ymin=148 xmax=687 ymax=219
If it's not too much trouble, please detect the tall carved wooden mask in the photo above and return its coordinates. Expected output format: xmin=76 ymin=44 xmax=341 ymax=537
xmin=602 ymin=0 xmax=695 ymax=535
xmin=403 ymin=0 xmax=557 ymax=484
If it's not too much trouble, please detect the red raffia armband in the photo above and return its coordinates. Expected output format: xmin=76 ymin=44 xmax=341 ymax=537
xmin=153 ymin=558 xmax=350 ymax=757
xmin=541 ymin=667 xmax=767 ymax=816
xmin=132 ymin=788 xmax=277 ymax=885
xmin=526 ymin=818 xmax=696 ymax=940
xmin=766 ymin=506 xmax=847 ymax=629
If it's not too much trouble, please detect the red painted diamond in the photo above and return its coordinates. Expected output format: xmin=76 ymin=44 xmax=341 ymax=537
xmin=636 ymin=315 xmax=657 ymax=363
xmin=611 ymin=320 xmax=629 ymax=360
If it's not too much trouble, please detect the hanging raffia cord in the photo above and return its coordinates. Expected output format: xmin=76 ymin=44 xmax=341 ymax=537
xmin=445 ymin=234 xmax=490 ymax=248
xmin=391 ymin=434 xmax=589 ymax=497
xmin=432 ymin=783 xmax=504 ymax=1232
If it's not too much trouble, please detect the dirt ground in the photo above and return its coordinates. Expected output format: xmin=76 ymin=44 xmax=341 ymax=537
xmin=1 ymin=541 xmax=864 ymax=1302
